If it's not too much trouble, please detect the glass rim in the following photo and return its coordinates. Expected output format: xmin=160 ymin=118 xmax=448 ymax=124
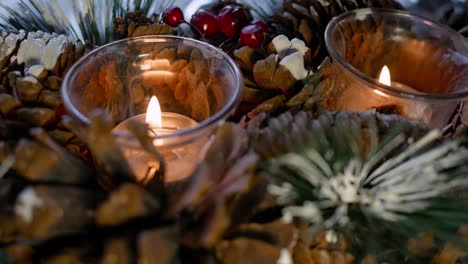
xmin=324 ymin=8 xmax=468 ymax=102
xmin=62 ymin=35 xmax=243 ymax=141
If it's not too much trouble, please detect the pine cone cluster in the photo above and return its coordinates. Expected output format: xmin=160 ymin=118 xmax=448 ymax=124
xmin=0 ymin=30 xmax=92 ymax=163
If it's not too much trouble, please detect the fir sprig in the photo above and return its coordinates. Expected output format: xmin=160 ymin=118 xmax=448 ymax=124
xmin=261 ymin=111 xmax=468 ymax=262
xmin=0 ymin=0 xmax=174 ymax=45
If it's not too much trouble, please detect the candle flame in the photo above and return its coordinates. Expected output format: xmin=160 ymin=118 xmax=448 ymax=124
xmin=379 ymin=65 xmax=391 ymax=86
xmin=146 ymin=96 xmax=162 ymax=128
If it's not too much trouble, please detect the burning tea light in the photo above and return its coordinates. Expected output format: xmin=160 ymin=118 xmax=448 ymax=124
xmin=113 ymin=96 xmax=199 ymax=183
xmin=377 ymin=66 xmax=416 ymax=92
xmin=320 ymin=8 xmax=468 ymax=127
xmin=62 ymin=36 xmax=243 ymax=189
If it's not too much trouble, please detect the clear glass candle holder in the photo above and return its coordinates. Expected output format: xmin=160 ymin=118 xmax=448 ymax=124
xmin=319 ymin=8 xmax=468 ymax=128
xmin=62 ymin=36 xmax=243 ymax=184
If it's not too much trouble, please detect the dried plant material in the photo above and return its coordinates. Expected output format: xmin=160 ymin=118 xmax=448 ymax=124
xmin=292 ymin=241 xmax=314 ymax=264
xmin=47 ymin=129 xmax=75 ymax=145
xmin=86 ymin=111 xmax=135 ymax=187
xmin=0 ymin=31 xmax=25 ymax=70
xmin=38 ymin=90 xmax=61 ymax=108
xmin=15 ymin=76 xmax=44 ymax=103
xmin=253 ymin=54 xmax=279 ymax=90
xmin=138 ymin=227 xmax=179 ymax=264
xmin=242 ymin=87 xmax=274 ymax=105
xmin=41 ymin=250 xmax=81 ymax=264
xmin=247 ymin=95 xmax=286 ymax=118
xmin=216 ymin=238 xmax=282 ymax=263
xmin=229 ymin=220 xmax=297 ymax=248
xmin=101 ymin=239 xmax=133 ymax=264
xmin=308 ymin=249 xmax=355 ymax=264
xmin=46 ymin=76 xmax=61 ymax=91
xmin=272 ymin=64 xmax=297 ymax=93
xmin=13 ymin=129 xmax=92 ymax=184
xmin=3 ymin=245 xmax=33 ymax=264
xmin=15 ymin=107 xmax=56 ymax=127
xmin=234 ymin=46 xmax=256 ymax=71
xmin=407 ymin=233 xmax=436 ymax=257
xmin=96 ymin=183 xmax=160 ymax=226
xmin=82 ymin=61 xmax=120 ymax=112
xmin=0 ymin=94 xmax=21 ymax=116
xmin=14 ymin=186 xmax=100 ymax=239
xmin=188 ymin=82 xmax=210 ymax=121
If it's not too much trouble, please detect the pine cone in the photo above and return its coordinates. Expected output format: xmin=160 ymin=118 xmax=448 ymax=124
xmin=270 ymin=0 xmax=403 ymax=69
xmin=0 ymin=31 xmax=93 ymax=162
xmin=231 ymin=0 xmax=404 ymax=119
xmin=113 ymin=11 xmax=174 ymax=39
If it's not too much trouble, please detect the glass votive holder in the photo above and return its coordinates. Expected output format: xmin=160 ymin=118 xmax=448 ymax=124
xmin=319 ymin=8 xmax=468 ymax=128
xmin=62 ymin=36 xmax=243 ymax=184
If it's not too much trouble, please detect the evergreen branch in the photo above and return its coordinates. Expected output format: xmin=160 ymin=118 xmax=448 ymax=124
xmin=0 ymin=0 xmax=173 ymax=45
xmin=261 ymin=111 xmax=468 ymax=261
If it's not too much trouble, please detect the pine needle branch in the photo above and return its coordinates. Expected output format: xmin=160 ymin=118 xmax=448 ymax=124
xmin=260 ymin=110 xmax=468 ymax=261
xmin=0 ymin=0 xmax=174 ymax=45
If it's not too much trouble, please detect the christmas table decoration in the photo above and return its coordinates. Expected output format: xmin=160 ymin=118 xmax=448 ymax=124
xmin=0 ymin=0 xmax=467 ymax=263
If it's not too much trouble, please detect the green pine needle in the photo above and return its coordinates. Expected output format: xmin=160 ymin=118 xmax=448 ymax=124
xmin=262 ymin=111 xmax=468 ymax=261
xmin=0 ymin=0 xmax=174 ymax=45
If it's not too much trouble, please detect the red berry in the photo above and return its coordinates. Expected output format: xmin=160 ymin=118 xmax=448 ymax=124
xmin=251 ymin=20 xmax=268 ymax=32
xmin=240 ymin=24 xmax=264 ymax=48
xmin=190 ymin=10 xmax=218 ymax=38
xmin=163 ymin=6 xmax=184 ymax=27
xmin=217 ymin=5 xmax=250 ymax=38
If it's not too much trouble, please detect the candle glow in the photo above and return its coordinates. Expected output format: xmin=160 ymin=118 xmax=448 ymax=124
xmin=146 ymin=96 xmax=162 ymax=128
xmin=379 ymin=65 xmax=391 ymax=86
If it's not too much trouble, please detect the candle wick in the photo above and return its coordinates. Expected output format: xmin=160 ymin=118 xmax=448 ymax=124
xmin=148 ymin=127 xmax=159 ymax=137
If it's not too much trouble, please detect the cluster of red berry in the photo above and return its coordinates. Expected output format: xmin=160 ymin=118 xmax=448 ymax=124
xmin=162 ymin=5 xmax=268 ymax=48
